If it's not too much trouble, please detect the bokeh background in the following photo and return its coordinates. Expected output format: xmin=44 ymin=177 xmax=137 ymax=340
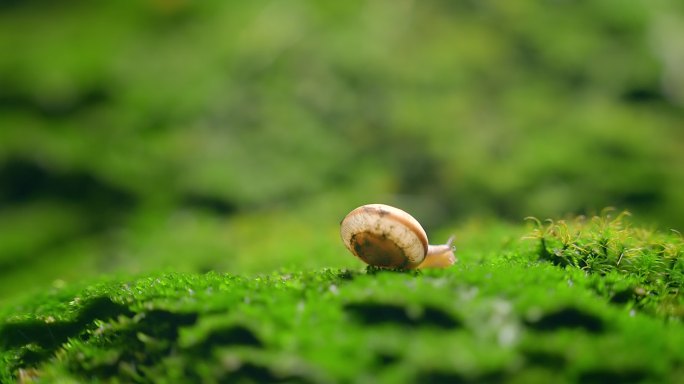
xmin=1 ymin=0 xmax=683 ymax=302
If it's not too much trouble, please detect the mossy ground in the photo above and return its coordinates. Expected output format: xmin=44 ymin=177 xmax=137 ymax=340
xmin=2 ymin=3 xmax=684 ymax=382
xmin=2 ymin=214 xmax=682 ymax=383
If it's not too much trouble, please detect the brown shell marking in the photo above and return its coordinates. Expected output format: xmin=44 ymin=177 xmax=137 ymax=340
xmin=350 ymin=231 xmax=410 ymax=268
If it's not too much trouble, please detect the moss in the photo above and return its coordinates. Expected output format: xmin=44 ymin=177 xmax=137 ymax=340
xmin=525 ymin=210 xmax=684 ymax=318
xmin=2 ymin=218 xmax=683 ymax=382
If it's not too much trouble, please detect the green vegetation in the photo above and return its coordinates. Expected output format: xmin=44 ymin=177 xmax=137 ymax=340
xmin=2 ymin=1 xmax=684 ymax=301
xmin=526 ymin=210 xmax=684 ymax=319
xmin=2 ymin=0 xmax=684 ymax=382
xmin=2 ymin=214 xmax=683 ymax=383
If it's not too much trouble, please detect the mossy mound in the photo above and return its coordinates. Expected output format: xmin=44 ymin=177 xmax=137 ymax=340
xmin=2 ymin=214 xmax=682 ymax=383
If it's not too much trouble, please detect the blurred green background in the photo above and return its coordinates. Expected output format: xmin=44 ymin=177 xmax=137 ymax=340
xmin=1 ymin=0 xmax=683 ymax=301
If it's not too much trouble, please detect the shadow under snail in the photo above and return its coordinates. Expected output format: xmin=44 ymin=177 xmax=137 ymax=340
xmin=340 ymin=204 xmax=456 ymax=269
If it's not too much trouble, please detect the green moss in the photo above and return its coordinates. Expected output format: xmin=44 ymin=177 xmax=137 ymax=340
xmin=2 ymin=218 xmax=683 ymax=382
xmin=2 ymin=0 xmax=684 ymax=304
xmin=1 ymin=1 xmax=684 ymax=381
xmin=525 ymin=210 xmax=684 ymax=318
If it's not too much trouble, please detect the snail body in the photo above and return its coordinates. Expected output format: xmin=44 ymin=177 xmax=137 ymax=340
xmin=340 ymin=204 xmax=456 ymax=269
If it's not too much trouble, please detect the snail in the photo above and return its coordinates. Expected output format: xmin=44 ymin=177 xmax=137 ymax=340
xmin=340 ymin=204 xmax=456 ymax=269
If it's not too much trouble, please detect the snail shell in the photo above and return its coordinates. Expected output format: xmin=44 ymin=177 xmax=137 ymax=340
xmin=340 ymin=204 xmax=456 ymax=269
